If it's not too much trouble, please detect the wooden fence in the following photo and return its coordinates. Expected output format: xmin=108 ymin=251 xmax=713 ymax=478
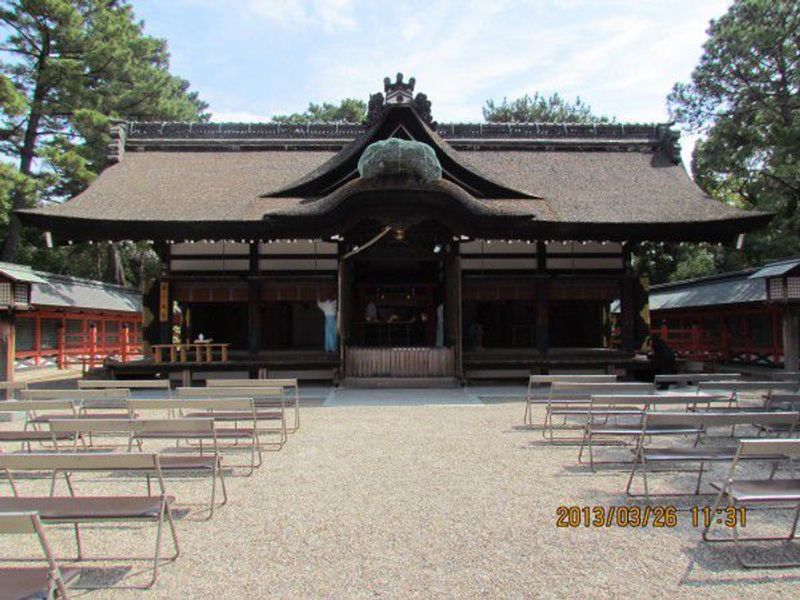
xmin=346 ymin=347 xmax=455 ymax=378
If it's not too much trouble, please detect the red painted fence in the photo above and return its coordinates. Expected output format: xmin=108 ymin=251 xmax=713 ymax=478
xmin=14 ymin=311 xmax=143 ymax=371
xmin=651 ymin=305 xmax=783 ymax=367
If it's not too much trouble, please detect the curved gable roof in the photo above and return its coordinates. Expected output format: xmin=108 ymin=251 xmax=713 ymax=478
xmin=265 ymin=104 xmax=537 ymax=200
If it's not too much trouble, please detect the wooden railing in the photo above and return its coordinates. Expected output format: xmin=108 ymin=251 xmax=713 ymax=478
xmin=15 ymin=313 xmax=143 ymax=371
xmin=151 ymin=343 xmax=230 ymax=364
xmin=654 ymin=324 xmax=722 ymax=362
xmin=653 ymin=323 xmax=783 ymax=366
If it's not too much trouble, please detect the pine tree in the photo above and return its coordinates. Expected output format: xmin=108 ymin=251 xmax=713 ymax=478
xmin=0 ymin=0 xmax=208 ymax=285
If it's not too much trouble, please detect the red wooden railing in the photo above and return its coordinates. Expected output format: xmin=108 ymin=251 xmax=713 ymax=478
xmin=654 ymin=324 xmax=724 ymax=362
xmin=15 ymin=311 xmax=143 ymax=371
xmin=652 ymin=305 xmax=784 ymax=367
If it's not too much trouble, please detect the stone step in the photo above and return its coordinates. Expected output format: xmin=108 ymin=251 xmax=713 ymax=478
xmin=342 ymin=377 xmax=460 ymax=389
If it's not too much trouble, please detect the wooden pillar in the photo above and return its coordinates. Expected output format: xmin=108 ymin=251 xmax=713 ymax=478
xmin=158 ymin=279 xmax=171 ymax=344
xmin=535 ymin=277 xmax=549 ymax=354
xmin=535 ymin=242 xmax=549 ymax=356
xmin=620 ymin=275 xmax=636 ymax=352
xmin=33 ymin=314 xmax=41 ymax=366
xmin=782 ymin=306 xmax=799 ymax=371
xmin=88 ymin=323 xmax=97 ymax=369
xmin=56 ymin=320 xmax=65 ymax=369
xmin=0 ymin=314 xmax=14 ymax=393
xmin=444 ymin=252 xmax=462 ymax=378
xmin=247 ymin=243 xmax=261 ymax=357
xmin=121 ymin=322 xmax=130 ymax=363
xmin=337 ymin=252 xmax=352 ymax=378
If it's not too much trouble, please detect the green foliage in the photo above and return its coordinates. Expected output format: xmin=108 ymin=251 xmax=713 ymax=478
xmin=669 ymin=0 xmax=800 ymax=270
xmin=272 ymin=98 xmax=366 ymax=124
xmin=17 ymin=239 xmax=161 ymax=285
xmin=482 ymin=92 xmax=611 ymax=123
xmin=0 ymin=0 xmax=208 ymax=286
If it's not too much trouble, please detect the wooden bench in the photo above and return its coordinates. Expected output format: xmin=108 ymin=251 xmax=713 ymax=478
xmin=177 ymin=386 xmax=287 ymax=448
xmin=577 ymin=395 xmax=725 ymax=469
xmin=524 ymin=374 xmax=617 ymax=425
xmin=626 ymin=411 xmax=799 ymax=500
xmin=49 ymin=418 xmax=227 ymax=518
xmin=697 ymin=381 xmax=800 ymax=407
xmin=128 ymin=398 xmax=263 ymax=473
xmin=0 ymin=452 xmax=180 ymax=588
xmin=703 ymin=439 xmax=800 ymax=568
xmin=542 ymin=382 xmax=655 ymax=440
xmin=79 ymin=379 xmax=172 ymax=396
xmin=0 ymin=401 xmax=79 ymax=451
xmin=654 ymin=372 xmax=741 ymax=388
xmin=21 ymin=388 xmax=131 ymax=415
xmin=206 ymin=378 xmax=300 ymax=432
xmin=0 ymin=511 xmax=79 ymax=599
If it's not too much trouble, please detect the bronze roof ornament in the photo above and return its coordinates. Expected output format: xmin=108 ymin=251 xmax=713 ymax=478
xmin=357 ymin=139 xmax=442 ymax=183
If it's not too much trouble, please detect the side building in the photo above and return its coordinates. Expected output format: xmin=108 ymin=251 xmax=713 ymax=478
xmin=650 ymin=257 xmax=800 ymax=370
xmin=0 ymin=262 xmax=143 ymax=380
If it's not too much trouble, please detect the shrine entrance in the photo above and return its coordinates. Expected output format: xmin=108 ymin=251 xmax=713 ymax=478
xmin=339 ymin=220 xmax=459 ymax=381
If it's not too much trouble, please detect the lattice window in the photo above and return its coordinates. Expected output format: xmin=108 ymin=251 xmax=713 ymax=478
xmin=66 ymin=319 xmax=82 ymax=334
xmin=65 ymin=319 xmax=84 ymax=348
xmin=15 ymin=319 xmax=34 ymax=351
xmin=0 ymin=282 xmax=12 ymax=305
xmin=13 ymin=284 xmax=28 ymax=305
xmin=787 ymin=277 xmax=800 ymax=300
xmin=40 ymin=318 xmax=58 ymax=350
xmin=769 ymin=278 xmax=784 ymax=300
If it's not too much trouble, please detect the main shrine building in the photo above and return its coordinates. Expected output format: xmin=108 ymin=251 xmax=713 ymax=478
xmin=18 ymin=75 xmax=769 ymax=383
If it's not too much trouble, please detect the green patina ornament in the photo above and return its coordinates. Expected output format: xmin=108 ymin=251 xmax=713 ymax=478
xmin=357 ymin=138 xmax=442 ymax=183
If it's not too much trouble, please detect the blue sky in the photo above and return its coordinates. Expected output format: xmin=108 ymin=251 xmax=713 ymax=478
xmin=134 ymin=0 xmax=731 ymax=160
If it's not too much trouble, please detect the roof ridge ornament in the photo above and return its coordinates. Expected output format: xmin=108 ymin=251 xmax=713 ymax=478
xmin=384 ymin=73 xmax=415 ymax=104
xmin=366 ymin=73 xmax=434 ymax=126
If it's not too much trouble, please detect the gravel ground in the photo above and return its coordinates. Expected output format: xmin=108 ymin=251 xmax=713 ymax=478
xmin=2 ymin=402 xmax=800 ymax=599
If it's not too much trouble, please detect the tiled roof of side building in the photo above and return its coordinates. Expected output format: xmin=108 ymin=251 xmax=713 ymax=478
xmin=648 ymin=257 xmax=800 ymax=311
xmin=0 ymin=262 xmax=142 ymax=313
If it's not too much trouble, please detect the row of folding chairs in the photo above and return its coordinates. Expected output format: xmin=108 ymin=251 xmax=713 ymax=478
xmin=0 ymin=452 xmax=181 ymax=595
xmin=620 ymin=411 xmax=800 ymax=569
xmin=8 ymin=376 xmax=302 ymax=429
xmin=558 ymin=394 xmax=800 ymax=568
xmin=532 ymin=378 xmax=800 ymax=441
xmin=2 ymin=397 xmax=267 ymax=467
xmin=15 ymin=382 xmax=299 ymax=443
xmin=0 ymin=377 xmax=305 ymax=595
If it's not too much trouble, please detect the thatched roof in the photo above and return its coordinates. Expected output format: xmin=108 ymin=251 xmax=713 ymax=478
xmin=18 ymin=107 xmax=769 ymax=243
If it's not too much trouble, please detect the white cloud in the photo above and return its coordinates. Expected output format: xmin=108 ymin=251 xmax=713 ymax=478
xmin=244 ymin=0 xmax=356 ymax=32
xmin=157 ymin=0 xmax=733 ymax=130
